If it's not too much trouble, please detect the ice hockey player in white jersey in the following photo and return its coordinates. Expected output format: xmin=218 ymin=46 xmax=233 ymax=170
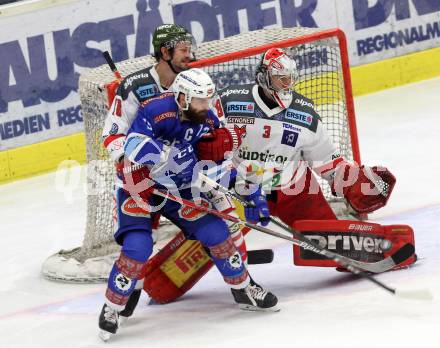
xmin=103 ymin=24 xmax=196 ymax=162
xmin=98 ymin=68 xmax=279 ymax=341
xmin=198 ymin=48 xmax=396 ymax=227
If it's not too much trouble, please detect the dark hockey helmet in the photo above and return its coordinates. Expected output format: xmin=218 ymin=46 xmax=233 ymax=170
xmin=152 ymin=24 xmax=196 ymax=60
xmin=255 ymin=48 xmax=298 ymax=108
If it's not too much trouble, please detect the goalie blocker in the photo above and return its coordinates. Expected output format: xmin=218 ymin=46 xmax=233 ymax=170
xmin=142 ymin=219 xmax=416 ymax=304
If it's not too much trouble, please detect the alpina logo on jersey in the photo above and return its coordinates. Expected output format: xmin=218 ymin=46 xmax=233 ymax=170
xmin=178 ymin=199 xmax=210 ymax=221
xmin=220 ymin=88 xmax=250 ymax=98
xmin=295 ymin=98 xmax=314 ymax=108
xmin=121 ymin=197 xmax=150 ymax=217
xmin=281 ymin=130 xmax=299 ymax=147
xmin=154 ymin=112 xmax=177 ymax=123
xmin=226 ymin=116 xmax=255 ymax=124
xmin=285 ymin=109 xmax=313 ymax=125
xmin=226 ymin=102 xmax=255 ymax=113
xmin=123 ymin=73 xmax=149 ymax=89
xmin=136 ymin=84 xmax=159 ymax=99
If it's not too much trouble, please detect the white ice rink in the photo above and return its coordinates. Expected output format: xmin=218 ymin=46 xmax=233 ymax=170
xmin=0 ymin=78 xmax=439 ymax=348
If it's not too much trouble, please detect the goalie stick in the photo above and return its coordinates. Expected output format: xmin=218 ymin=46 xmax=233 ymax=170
xmin=150 ymin=187 xmax=432 ymax=300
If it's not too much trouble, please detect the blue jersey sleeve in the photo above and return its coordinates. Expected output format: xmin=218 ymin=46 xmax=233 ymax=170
xmin=124 ymin=96 xmax=178 ymax=166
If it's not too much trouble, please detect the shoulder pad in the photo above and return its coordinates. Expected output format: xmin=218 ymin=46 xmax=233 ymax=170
xmin=118 ymin=67 xmax=159 ymax=101
xmin=218 ymin=84 xmax=253 ymax=100
xmin=283 ymin=92 xmax=321 ymax=132
xmin=141 ymin=93 xmax=177 ymax=121
xmin=140 ymin=92 xmax=175 ymax=108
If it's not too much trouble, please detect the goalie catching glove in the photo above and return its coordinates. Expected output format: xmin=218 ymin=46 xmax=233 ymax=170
xmin=331 ymin=163 xmax=396 ymax=213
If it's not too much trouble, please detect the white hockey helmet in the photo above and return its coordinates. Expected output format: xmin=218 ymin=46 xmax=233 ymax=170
xmin=255 ymin=48 xmax=298 ymax=108
xmin=172 ymin=68 xmax=216 ymax=110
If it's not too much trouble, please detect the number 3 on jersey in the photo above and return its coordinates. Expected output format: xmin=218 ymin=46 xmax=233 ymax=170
xmin=262 ymin=125 xmax=271 ymax=138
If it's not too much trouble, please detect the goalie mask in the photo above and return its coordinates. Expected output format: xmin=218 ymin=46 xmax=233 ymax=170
xmin=255 ymin=48 xmax=298 ymax=109
xmin=172 ymin=68 xmax=215 ymax=123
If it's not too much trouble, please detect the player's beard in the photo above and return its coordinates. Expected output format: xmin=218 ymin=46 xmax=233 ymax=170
xmin=170 ymin=57 xmax=193 ymax=73
xmin=183 ymin=104 xmax=208 ymax=124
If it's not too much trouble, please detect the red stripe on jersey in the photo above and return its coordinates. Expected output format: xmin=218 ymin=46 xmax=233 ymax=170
xmin=104 ymin=134 xmax=125 ymax=148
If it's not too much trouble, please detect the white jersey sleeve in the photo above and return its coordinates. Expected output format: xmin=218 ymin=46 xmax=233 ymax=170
xmin=102 ymin=92 xmax=140 ymax=162
xmin=102 ymin=65 xmax=165 ymax=162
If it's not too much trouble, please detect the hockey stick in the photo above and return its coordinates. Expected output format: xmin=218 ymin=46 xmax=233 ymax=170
xmin=100 ymin=53 xmax=276 ymax=264
xmin=102 ymin=51 xmax=122 ymax=81
xmin=199 ymin=174 xmax=413 ymax=274
xmin=150 ymin=187 xmax=432 ymax=300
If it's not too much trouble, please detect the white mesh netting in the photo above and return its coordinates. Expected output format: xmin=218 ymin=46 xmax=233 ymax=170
xmin=41 ymin=27 xmax=358 ymax=282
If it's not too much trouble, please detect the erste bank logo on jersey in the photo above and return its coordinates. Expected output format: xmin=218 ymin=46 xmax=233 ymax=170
xmin=226 ymin=102 xmax=255 ymax=113
xmin=136 ymin=84 xmax=159 ymax=99
xmin=285 ymin=109 xmax=313 ymax=126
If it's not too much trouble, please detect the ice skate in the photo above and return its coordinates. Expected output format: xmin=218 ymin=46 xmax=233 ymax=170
xmin=231 ymin=279 xmax=279 ymax=312
xmin=98 ymin=304 xmax=119 ymax=341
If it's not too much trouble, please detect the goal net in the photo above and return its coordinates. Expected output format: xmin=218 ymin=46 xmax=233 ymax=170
xmin=41 ymin=27 xmax=360 ymax=283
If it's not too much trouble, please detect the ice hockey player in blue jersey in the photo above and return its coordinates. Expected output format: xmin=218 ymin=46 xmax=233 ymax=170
xmin=98 ymin=68 xmax=279 ymax=341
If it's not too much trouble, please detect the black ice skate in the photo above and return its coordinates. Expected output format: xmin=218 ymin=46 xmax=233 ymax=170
xmin=99 ymin=304 xmax=119 ymax=341
xmin=119 ymin=289 xmax=141 ymax=324
xmin=231 ymin=279 xmax=279 ymax=312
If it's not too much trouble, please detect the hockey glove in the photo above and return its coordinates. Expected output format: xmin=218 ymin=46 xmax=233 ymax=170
xmin=332 ymin=163 xmax=396 ymax=213
xmin=196 ymin=127 xmax=241 ymax=162
xmin=244 ymin=186 xmax=270 ymax=226
xmin=120 ymin=158 xmax=154 ymax=201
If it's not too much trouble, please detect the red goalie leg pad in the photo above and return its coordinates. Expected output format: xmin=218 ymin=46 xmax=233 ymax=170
xmin=292 ymin=220 xmax=416 ymax=271
xmin=142 ymin=223 xmax=251 ymax=304
xmin=143 ymin=232 xmax=214 ymax=304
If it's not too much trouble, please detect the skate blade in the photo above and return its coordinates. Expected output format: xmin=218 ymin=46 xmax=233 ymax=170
xmin=238 ymin=303 xmax=280 ymax=312
xmin=99 ymin=330 xmax=114 ymax=342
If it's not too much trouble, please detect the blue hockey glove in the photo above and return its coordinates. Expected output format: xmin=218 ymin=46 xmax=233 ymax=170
xmin=244 ymin=186 xmax=270 ymax=226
